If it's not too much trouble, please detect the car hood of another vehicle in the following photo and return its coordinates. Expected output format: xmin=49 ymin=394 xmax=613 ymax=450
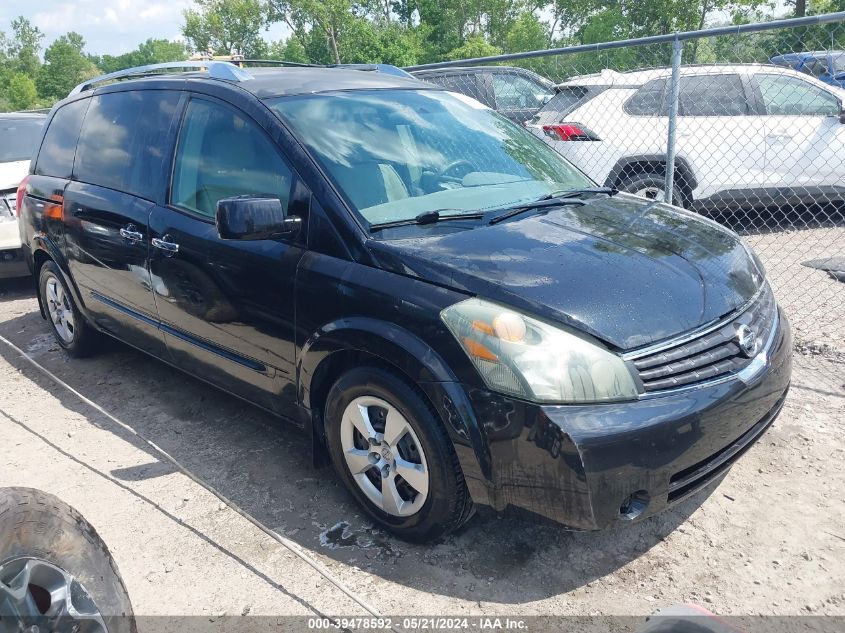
xmin=0 ymin=160 xmax=31 ymax=191
xmin=367 ymin=193 xmax=764 ymax=351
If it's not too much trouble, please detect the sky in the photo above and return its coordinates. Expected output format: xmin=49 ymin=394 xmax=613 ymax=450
xmin=0 ymin=0 xmax=289 ymax=56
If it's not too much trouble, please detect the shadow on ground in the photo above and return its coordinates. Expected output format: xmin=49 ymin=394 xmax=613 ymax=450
xmin=0 ymin=279 xmax=712 ymax=604
xmin=705 ymin=200 xmax=845 ymax=236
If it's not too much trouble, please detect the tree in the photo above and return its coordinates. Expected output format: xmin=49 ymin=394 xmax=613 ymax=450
xmin=7 ymin=72 xmax=37 ymax=110
xmin=506 ymin=12 xmax=550 ymax=53
xmin=182 ymin=0 xmax=266 ymax=56
xmin=445 ymin=35 xmax=501 ymax=61
xmin=266 ymin=0 xmax=356 ymax=64
xmin=37 ymin=33 xmax=98 ymax=100
xmin=96 ymin=39 xmax=187 ymax=74
xmin=268 ymin=37 xmax=311 ymax=63
xmin=1 ymin=17 xmax=43 ymax=77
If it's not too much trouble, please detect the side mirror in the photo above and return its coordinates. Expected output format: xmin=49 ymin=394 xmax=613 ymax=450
xmin=216 ymin=196 xmax=301 ymax=241
xmin=840 ymin=109 xmax=845 ymax=125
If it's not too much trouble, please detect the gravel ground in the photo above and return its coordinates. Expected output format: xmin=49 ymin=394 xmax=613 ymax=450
xmin=746 ymin=224 xmax=845 ymax=354
xmin=0 ymin=275 xmax=843 ymax=625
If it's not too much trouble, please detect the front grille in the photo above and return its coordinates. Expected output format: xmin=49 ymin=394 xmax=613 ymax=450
xmin=630 ymin=286 xmax=776 ymax=393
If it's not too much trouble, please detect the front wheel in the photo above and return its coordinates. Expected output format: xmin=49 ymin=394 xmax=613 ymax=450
xmin=618 ymin=173 xmax=685 ymax=208
xmin=325 ymin=367 xmax=473 ymax=542
xmin=0 ymin=488 xmax=135 ymax=633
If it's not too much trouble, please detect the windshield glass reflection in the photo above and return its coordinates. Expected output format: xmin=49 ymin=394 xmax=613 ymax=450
xmin=269 ymin=89 xmax=592 ymax=226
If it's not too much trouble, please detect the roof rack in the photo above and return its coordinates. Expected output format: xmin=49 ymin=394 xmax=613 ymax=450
xmin=69 ymin=61 xmax=254 ymax=95
xmin=68 ymin=59 xmax=414 ymax=97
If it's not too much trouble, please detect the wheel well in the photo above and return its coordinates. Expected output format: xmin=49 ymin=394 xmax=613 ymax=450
xmin=308 ymin=348 xmax=437 ymax=465
xmin=32 ymin=250 xmax=52 ymax=318
xmin=33 ymin=249 xmax=51 ymax=275
xmin=611 ymin=160 xmax=695 ymax=207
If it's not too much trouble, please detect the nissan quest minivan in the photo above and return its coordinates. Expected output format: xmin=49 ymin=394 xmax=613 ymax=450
xmin=19 ymin=62 xmax=792 ymax=541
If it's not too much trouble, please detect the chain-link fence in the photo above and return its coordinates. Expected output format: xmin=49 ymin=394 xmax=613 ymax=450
xmin=407 ymin=11 xmax=845 ymax=387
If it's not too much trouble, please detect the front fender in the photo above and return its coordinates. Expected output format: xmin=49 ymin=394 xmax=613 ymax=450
xmin=299 ymin=317 xmax=494 ymax=502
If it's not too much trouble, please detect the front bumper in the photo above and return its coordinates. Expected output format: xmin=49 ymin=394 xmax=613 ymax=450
xmin=461 ymin=307 xmax=792 ymax=530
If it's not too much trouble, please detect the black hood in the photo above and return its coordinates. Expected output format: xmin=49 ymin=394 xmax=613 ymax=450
xmin=367 ymin=194 xmax=763 ymax=350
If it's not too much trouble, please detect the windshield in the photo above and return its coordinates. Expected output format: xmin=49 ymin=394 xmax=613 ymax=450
xmin=268 ymin=89 xmax=592 ymax=226
xmin=832 ymin=53 xmax=845 ymax=75
xmin=0 ymin=118 xmax=44 ymax=163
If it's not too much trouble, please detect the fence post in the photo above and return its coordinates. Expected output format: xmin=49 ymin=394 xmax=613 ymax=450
xmin=664 ymin=37 xmax=684 ymax=204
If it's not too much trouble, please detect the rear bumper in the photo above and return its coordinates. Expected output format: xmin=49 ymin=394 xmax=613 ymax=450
xmin=462 ymin=308 xmax=792 ymax=530
xmin=0 ymin=247 xmax=29 ymax=279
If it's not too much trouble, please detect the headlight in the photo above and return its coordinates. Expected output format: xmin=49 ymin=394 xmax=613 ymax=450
xmin=742 ymin=240 xmax=767 ymax=280
xmin=440 ymin=298 xmax=638 ymax=403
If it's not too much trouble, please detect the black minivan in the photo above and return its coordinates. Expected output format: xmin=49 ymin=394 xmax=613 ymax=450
xmin=19 ymin=62 xmax=791 ymax=541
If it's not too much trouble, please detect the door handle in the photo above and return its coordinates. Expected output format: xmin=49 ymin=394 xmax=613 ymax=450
xmin=151 ymin=236 xmax=179 ymax=256
xmin=119 ymin=225 xmax=144 ymax=242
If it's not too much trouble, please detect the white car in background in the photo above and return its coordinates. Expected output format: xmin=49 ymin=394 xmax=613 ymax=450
xmin=527 ymin=64 xmax=845 ymax=210
xmin=0 ymin=113 xmax=45 ymax=277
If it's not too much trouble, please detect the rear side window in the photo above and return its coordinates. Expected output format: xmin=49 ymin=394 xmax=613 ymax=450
xmin=75 ymin=90 xmax=180 ymax=201
xmin=540 ymin=86 xmax=597 ymax=117
xmin=625 ymin=79 xmax=667 ymax=116
xmin=34 ymin=100 xmax=89 ymax=179
xmin=430 ymin=74 xmax=487 ymax=104
xmin=171 ymin=98 xmax=294 ymax=219
xmin=0 ymin=119 xmax=44 ymax=163
xmin=679 ymin=74 xmax=747 ymax=116
xmin=491 ymin=73 xmax=551 ymax=110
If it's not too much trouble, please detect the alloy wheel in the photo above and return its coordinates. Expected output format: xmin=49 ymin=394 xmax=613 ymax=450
xmin=634 ymin=185 xmax=666 ymax=201
xmin=339 ymin=396 xmax=430 ymax=517
xmin=0 ymin=557 xmax=107 ymax=633
xmin=44 ymin=275 xmax=75 ymax=343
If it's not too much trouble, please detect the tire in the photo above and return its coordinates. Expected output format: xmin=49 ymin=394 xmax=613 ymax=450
xmin=325 ymin=367 xmax=473 ymax=542
xmin=38 ymin=260 xmax=99 ymax=358
xmin=0 ymin=488 xmax=135 ymax=633
xmin=618 ymin=173 xmax=685 ymax=208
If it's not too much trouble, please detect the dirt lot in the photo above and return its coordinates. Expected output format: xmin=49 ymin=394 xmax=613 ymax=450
xmin=0 ymin=276 xmax=843 ymax=626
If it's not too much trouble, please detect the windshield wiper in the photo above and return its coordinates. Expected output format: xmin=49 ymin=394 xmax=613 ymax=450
xmin=554 ymin=186 xmax=617 ymax=199
xmin=488 ymin=196 xmax=585 ymax=225
xmin=487 ymin=187 xmax=617 ymax=226
xmin=369 ymin=209 xmax=484 ymax=231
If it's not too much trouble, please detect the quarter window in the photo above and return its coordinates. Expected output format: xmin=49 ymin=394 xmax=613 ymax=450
xmin=75 ymin=91 xmax=180 ymax=200
xmin=755 ymin=74 xmax=841 ymax=116
xmin=171 ymin=99 xmax=294 ymax=219
xmin=437 ymin=74 xmax=488 ymax=105
xmin=34 ymin=99 xmax=88 ymax=179
xmin=492 ymin=74 xmax=551 ymax=110
xmin=625 ymin=79 xmax=667 ymax=116
xmin=679 ymin=74 xmax=747 ymax=116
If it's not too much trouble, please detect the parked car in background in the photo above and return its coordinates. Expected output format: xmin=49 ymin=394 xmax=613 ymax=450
xmin=0 ymin=113 xmax=45 ymax=278
xmin=412 ymin=65 xmax=556 ymax=123
xmin=527 ymin=64 xmax=845 ymax=210
xmin=770 ymin=50 xmax=845 ymax=88
xmin=20 ymin=62 xmax=790 ymax=542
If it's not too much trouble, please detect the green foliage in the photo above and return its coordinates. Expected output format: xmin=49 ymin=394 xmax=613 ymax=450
xmin=7 ymin=72 xmax=37 ymax=110
xmin=446 ymin=36 xmax=502 ymax=61
xmin=182 ymin=0 xmax=267 ymax=56
xmin=507 ymin=13 xmax=551 ymax=53
xmin=37 ymin=32 xmax=99 ymax=101
xmin=96 ymin=39 xmax=187 ymax=74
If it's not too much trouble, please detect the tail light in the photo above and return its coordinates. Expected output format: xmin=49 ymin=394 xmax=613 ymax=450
xmin=542 ymin=124 xmax=600 ymax=142
xmin=15 ymin=175 xmax=30 ymax=217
